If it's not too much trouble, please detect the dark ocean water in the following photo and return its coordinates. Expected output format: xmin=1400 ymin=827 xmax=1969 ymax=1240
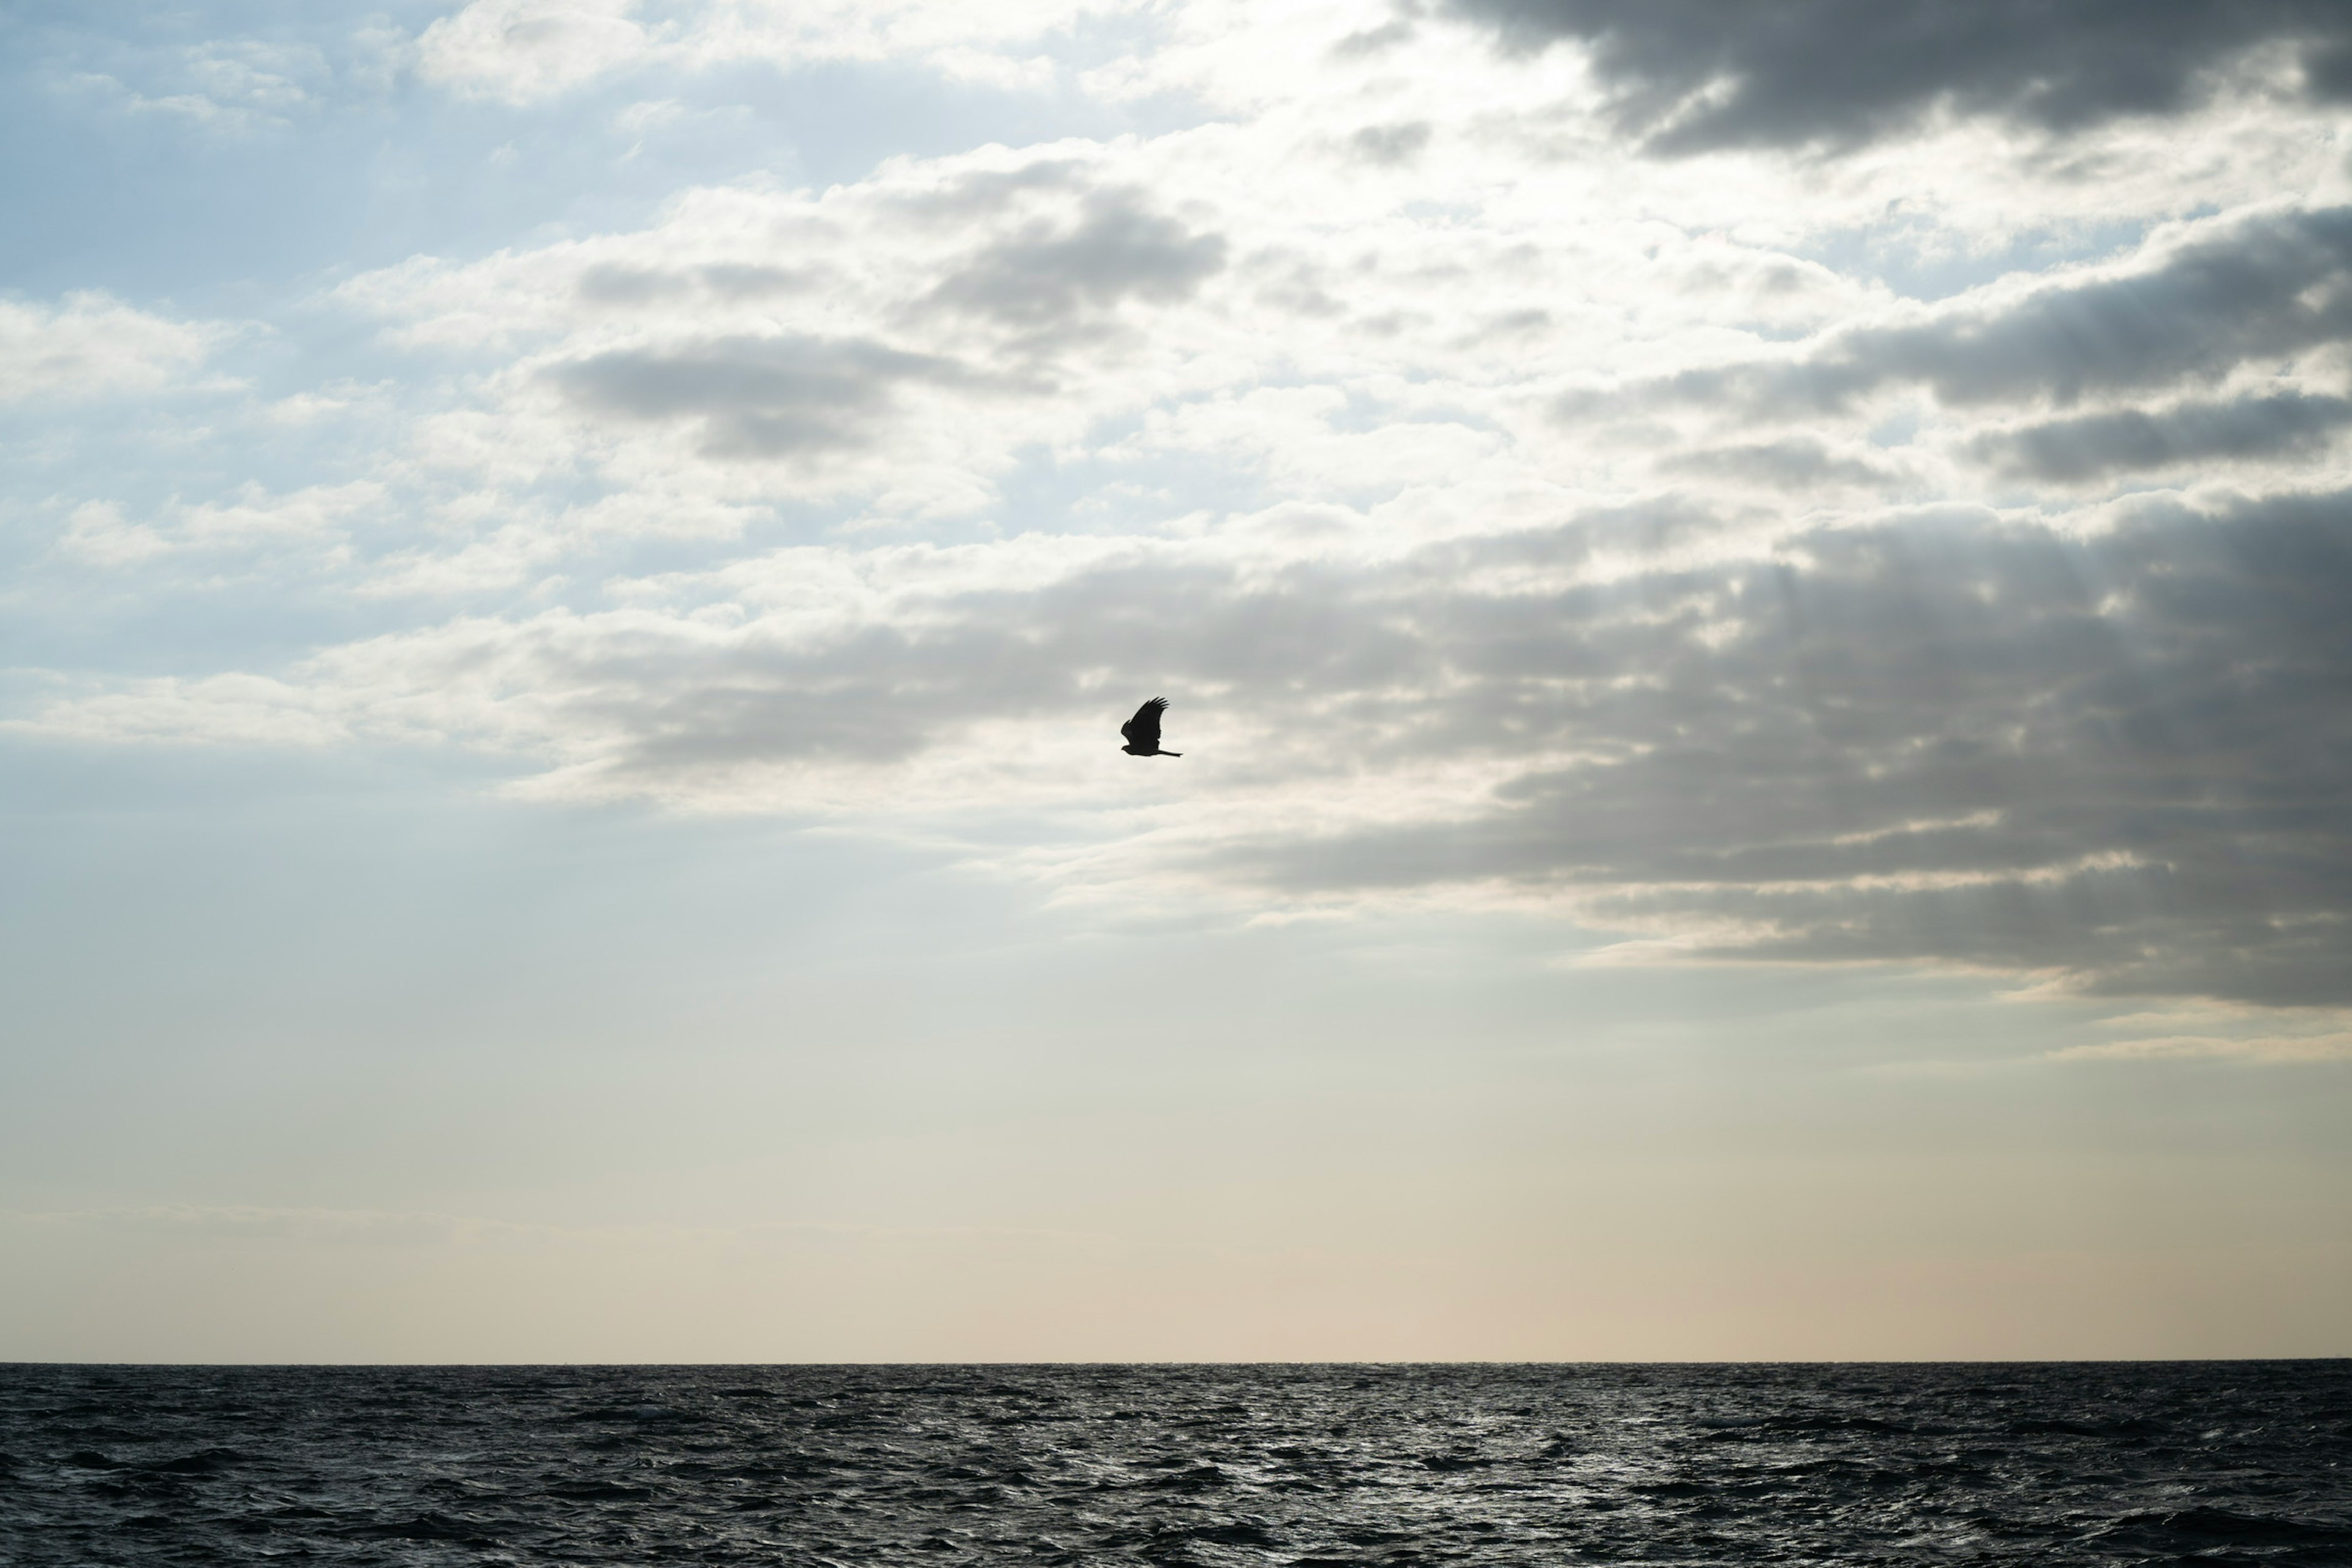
xmin=2 ymin=1362 xmax=2347 ymax=1566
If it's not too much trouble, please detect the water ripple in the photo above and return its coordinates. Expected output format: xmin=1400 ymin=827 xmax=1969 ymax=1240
xmin=1 ymin=1362 xmax=2346 ymax=1564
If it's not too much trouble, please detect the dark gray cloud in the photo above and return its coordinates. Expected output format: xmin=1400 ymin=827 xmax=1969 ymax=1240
xmin=577 ymin=265 xmax=684 ymax=306
xmin=548 ymin=334 xmax=965 ymax=458
xmin=1969 ymin=391 xmax=2352 ymax=481
xmin=925 ymin=194 xmax=1227 ymax=334
xmin=1446 ymin=0 xmax=2352 ymax=153
xmin=1659 ymin=437 xmax=1894 ymax=489
xmin=1331 ymin=17 xmax=1417 ymax=59
xmin=696 ymin=265 xmax=816 ymax=301
xmin=1572 ymin=206 xmax=2352 ymax=421
xmin=1215 ymin=491 xmax=2352 ymax=1005
xmin=1350 ymin=121 xmax=1434 ymax=165
xmin=576 ymin=264 xmax=813 ymax=306
xmin=887 ymin=159 xmax=1088 ymax=223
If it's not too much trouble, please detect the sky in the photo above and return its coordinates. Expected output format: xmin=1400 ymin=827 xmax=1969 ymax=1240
xmin=2 ymin=0 xmax=2349 ymax=1363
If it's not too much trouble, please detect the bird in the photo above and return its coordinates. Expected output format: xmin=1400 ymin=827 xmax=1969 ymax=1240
xmin=1120 ymin=696 xmax=1181 ymax=756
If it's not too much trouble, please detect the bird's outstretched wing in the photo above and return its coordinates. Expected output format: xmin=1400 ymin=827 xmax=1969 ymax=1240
xmin=1121 ymin=696 xmax=1168 ymax=748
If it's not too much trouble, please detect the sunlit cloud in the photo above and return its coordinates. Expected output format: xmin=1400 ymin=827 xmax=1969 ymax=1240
xmin=2054 ymin=1031 xmax=2352 ymax=1064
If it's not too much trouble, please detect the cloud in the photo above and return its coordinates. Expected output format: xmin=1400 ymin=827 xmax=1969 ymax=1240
xmin=23 ymin=482 xmax=2350 ymax=1008
xmin=1969 ymin=391 xmax=2352 ymax=481
xmin=0 ymin=292 xmax=229 ymax=404
xmin=548 ymin=334 xmax=973 ymax=459
xmin=20 ymin=10 xmax=2352 ymax=1025
xmin=416 ymin=0 xmax=651 ymax=103
xmin=924 ymin=192 xmax=1228 ymax=336
xmin=1210 ymin=489 xmax=2352 ymax=1006
xmin=577 ymin=262 xmax=816 ymax=306
xmin=1657 ymin=437 xmax=1896 ymax=489
xmin=318 ymin=152 xmax=1258 ymax=527
xmin=62 ymin=39 xmax=325 ymax=132
xmin=410 ymin=0 xmax=1113 ymax=104
xmin=1581 ymin=205 xmax=2352 ymax=420
xmin=1349 ymin=121 xmax=1433 ymax=165
xmin=1446 ymin=0 xmax=2352 ymax=153
xmin=2054 ymin=1030 xmax=2352 ymax=1063
xmin=51 ymin=483 xmax=383 ymax=567
xmin=7 ymin=671 xmax=351 ymax=750
xmin=53 ymin=503 xmax=164 ymax=567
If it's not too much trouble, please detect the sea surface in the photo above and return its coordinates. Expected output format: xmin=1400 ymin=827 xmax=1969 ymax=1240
xmin=2 ymin=1362 xmax=2347 ymax=1565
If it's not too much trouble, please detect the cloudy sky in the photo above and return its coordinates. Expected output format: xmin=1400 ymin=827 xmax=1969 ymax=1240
xmin=4 ymin=0 xmax=2349 ymax=1361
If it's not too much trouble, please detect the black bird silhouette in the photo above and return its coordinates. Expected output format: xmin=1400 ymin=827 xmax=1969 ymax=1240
xmin=1120 ymin=696 xmax=1182 ymax=756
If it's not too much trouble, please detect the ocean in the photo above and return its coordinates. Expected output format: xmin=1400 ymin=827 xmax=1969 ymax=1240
xmin=2 ymin=1361 xmax=2346 ymax=1564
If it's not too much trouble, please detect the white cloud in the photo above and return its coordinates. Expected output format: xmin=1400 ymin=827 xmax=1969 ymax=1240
xmin=416 ymin=0 xmax=653 ymax=102
xmin=63 ymin=39 xmax=326 ymax=130
xmin=2049 ymin=1001 xmax=2352 ymax=1063
xmin=5 ymin=672 xmax=352 ymax=750
xmin=2055 ymin=1031 xmax=2352 ymax=1064
xmin=51 ymin=483 xmax=383 ymax=568
xmin=412 ymin=0 xmax=1125 ymax=104
xmin=0 ymin=293 xmax=230 ymax=404
xmin=55 ymin=502 xmax=168 ymax=567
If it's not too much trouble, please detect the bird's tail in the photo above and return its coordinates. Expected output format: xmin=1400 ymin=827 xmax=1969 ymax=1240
xmin=1164 ymin=750 xmax=1182 ymax=756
